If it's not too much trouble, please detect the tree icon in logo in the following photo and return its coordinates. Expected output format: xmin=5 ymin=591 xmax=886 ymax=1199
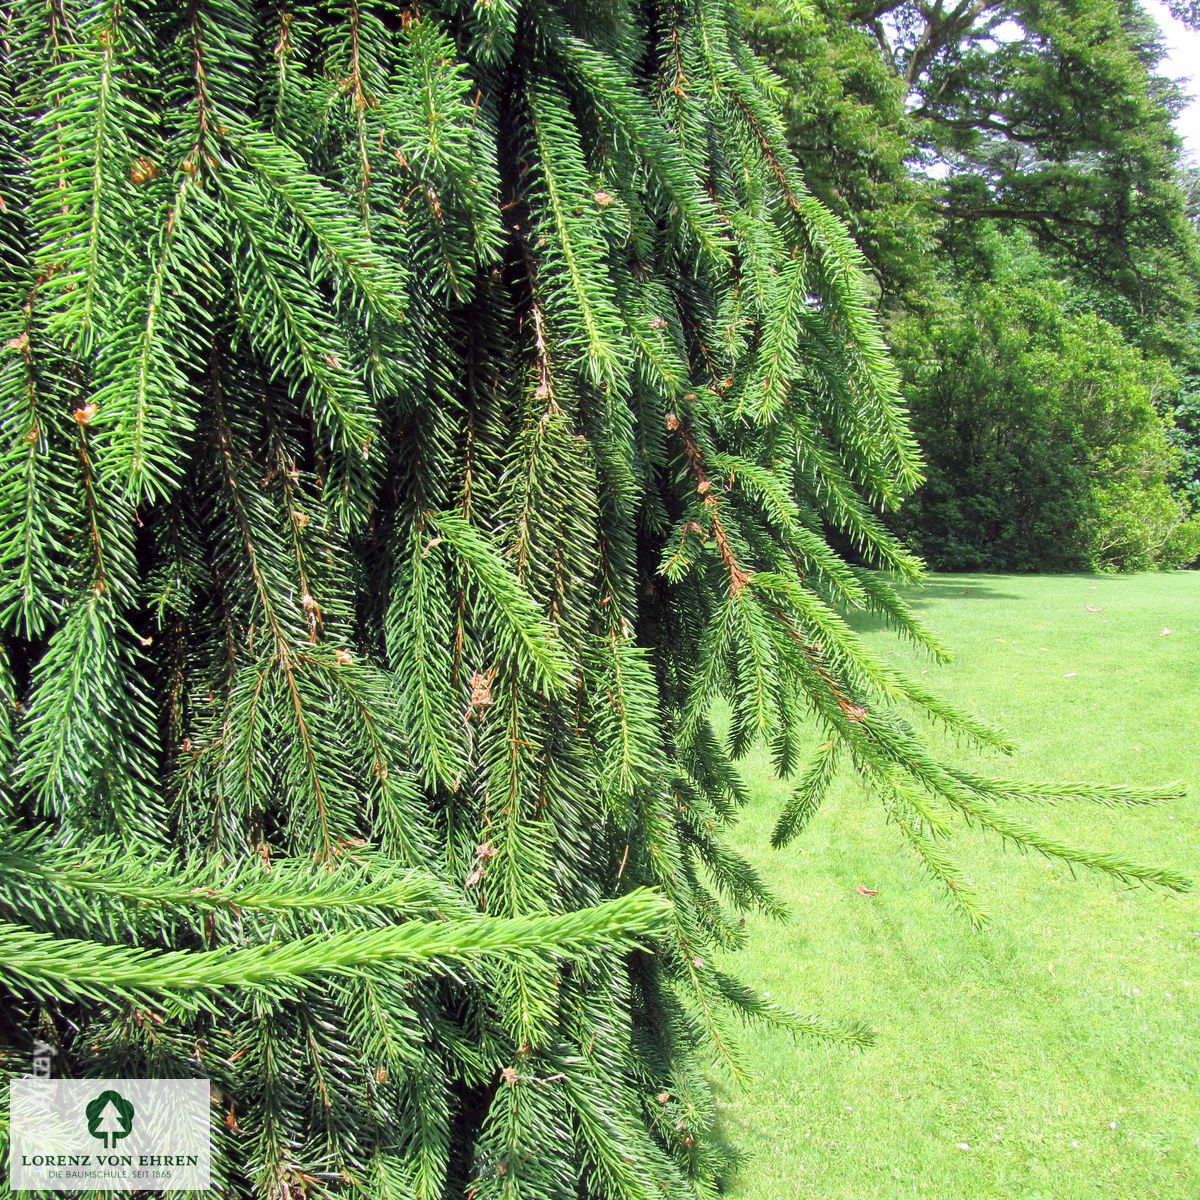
xmin=85 ymin=1090 xmax=135 ymax=1149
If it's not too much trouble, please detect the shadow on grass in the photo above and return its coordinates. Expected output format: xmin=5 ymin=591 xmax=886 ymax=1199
xmin=903 ymin=578 xmax=1022 ymax=603
xmin=844 ymin=575 xmax=1022 ymax=636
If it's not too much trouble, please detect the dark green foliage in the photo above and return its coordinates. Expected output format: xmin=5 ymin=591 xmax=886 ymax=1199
xmin=753 ymin=0 xmax=1200 ymax=352
xmin=0 ymin=3 xmax=1189 ymax=1198
xmin=892 ymin=237 xmax=1196 ymax=572
xmin=752 ymin=0 xmax=1200 ymax=571
xmin=843 ymin=0 xmax=1200 ymax=353
xmin=745 ymin=0 xmax=937 ymax=307
xmin=1164 ymin=360 xmax=1200 ymax=566
xmin=1169 ymin=362 xmax=1200 ymax=511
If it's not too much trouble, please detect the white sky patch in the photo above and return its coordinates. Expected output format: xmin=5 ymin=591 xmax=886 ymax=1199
xmin=984 ymin=16 xmax=1025 ymax=47
xmin=1144 ymin=0 xmax=1200 ymax=163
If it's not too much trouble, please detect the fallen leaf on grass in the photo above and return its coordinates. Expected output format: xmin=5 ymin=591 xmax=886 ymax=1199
xmin=856 ymin=885 xmax=878 ymax=897
xmin=1085 ymin=605 xmax=1103 ymax=613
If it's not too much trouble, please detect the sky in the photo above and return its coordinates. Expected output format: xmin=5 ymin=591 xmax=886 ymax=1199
xmin=1144 ymin=0 xmax=1200 ymax=163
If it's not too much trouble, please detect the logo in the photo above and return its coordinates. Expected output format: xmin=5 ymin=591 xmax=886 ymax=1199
xmin=84 ymin=1090 xmax=135 ymax=1149
xmin=10 ymin=1078 xmax=210 ymax=1191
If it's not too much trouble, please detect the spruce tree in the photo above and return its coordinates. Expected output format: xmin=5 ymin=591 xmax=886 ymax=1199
xmin=0 ymin=2 xmax=1188 ymax=1198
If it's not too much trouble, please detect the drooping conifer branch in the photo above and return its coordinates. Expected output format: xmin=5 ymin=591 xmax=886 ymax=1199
xmin=0 ymin=3 xmax=1188 ymax=1198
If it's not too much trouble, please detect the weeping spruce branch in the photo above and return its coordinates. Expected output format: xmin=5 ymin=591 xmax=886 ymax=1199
xmin=0 ymin=889 xmax=671 ymax=1009
xmin=0 ymin=2 xmax=1188 ymax=1198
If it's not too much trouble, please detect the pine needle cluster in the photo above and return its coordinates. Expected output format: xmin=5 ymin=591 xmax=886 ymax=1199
xmin=0 ymin=2 xmax=1187 ymax=1197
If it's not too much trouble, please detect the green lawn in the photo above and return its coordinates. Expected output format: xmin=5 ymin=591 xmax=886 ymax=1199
xmin=716 ymin=572 xmax=1200 ymax=1200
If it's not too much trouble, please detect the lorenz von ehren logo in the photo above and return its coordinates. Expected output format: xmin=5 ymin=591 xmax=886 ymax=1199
xmin=9 ymin=1077 xmax=211 ymax=1191
xmin=84 ymin=1089 xmax=135 ymax=1149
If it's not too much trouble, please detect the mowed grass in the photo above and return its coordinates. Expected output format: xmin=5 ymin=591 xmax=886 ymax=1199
xmin=716 ymin=572 xmax=1200 ymax=1200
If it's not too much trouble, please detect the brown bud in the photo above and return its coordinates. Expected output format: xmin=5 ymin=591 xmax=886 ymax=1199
xmin=130 ymin=158 xmax=159 ymax=185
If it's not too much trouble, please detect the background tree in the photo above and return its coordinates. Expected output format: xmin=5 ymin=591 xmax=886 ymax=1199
xmin=892 ymin=233 xmax=1200 ymax=570
xmin=0 ymin=3 xmax=1188 ymax=1199
xmin=756 ymin=0 xmax=1200 ymax=341
xmin=745 ymin=0 xmax=938 ymax=307
xmin=925 ymin=0 xmax=1198 ymax=355
xmin=752 ymin=0 xmax=1200 ymax=569
xmin=1169 ymin=360 xmax=1200 ymax=512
